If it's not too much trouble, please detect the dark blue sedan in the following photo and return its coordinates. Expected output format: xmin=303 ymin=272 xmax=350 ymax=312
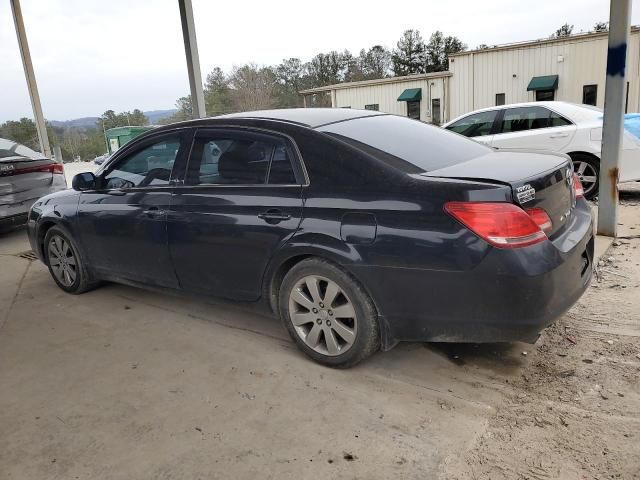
xmin=27 ymin=109 xmax=593 ymax=367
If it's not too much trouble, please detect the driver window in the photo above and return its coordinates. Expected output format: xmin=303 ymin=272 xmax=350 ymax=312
xmin=103 ymin=137 xmax=181 ymax=189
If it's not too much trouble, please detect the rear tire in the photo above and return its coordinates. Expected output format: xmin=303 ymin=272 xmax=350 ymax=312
xmin=570 ymin=154 xmax=600 ymax=200
xmin=279 ymin=258 xmax=379 ymax=368
xmin=43 ymin=225 xmax=99 ymax=294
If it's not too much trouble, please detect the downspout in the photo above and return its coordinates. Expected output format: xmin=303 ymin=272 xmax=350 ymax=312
xmin=471 ymin=52 xmax=475 ymax=110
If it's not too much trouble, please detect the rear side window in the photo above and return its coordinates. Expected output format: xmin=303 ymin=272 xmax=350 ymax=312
xmin=318 ymin=114 xmax=492 ymax=173
xmin=187 ymin=131 xmax=297 ymax=185
xmin=446 ymin=110 xmax=498 ymax=137
xmin=499 ymin=106 xmax=571 ymax=133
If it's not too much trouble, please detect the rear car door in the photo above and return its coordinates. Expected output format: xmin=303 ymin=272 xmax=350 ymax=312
xmin=491 ymin=106 xmax=576 ymax=152
xmin=168 ymin=127 xmax=304 ymax=301
xmin=445 ymin=110 xmax=498 ymax=145
xmin=76 ymin=130 xmax=191 ymax=288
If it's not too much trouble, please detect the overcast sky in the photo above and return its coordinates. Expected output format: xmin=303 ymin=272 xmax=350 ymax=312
xmin=1 ymin=0 xmax=638 ymax=122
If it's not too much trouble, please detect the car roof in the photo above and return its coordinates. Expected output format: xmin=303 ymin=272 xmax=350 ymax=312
xmin=444 ymin=101 xmax=602 ymax=125
xmin=216 ymin=108 xmax=385 ymax=128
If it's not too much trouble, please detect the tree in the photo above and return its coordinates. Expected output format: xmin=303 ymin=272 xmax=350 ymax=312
xmin=275 ymin=58 xmax=307 ymax=107
xmin=593 ymin=21 xmax=608 ymax=32
xmin=357 ymin=46 xmax=391 ymax=80
xmin=0 ymin=118 xmax=40 ymax=150
xmin=425 ymin=31 xmax=466 ymax=72
xmin=204 ymin=67 xmax=233 ymax=116
xmin=228 ymin=64 xmax=278 ymax=112
xmin=476 ymin=44 xmax=489 ymax=50
xmin=553 ymin=23 xmax=574 ymax=37
xmin=98 ymin=109 xmax=149 ymax=131
xmin=391 ymin=29 xmax=426 ymax=76
xmin=306 ymin=51 xmax=349 ymax=86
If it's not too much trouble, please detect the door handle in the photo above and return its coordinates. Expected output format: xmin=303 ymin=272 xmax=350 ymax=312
xmin=258 ymin=210 xmax=291 ymax=224
xmin=550 ymin=133 xmax=569 ymax=138
xmin=143 ymin=206 xmax=165 ymax=216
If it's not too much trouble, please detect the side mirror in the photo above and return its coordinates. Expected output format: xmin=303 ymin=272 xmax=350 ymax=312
xmin=72 ymin=172 xmax=97 ymax=191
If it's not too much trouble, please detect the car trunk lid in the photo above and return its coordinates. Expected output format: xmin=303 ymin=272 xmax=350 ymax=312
xmin=422 ymin=150 xmax=576 ymax=237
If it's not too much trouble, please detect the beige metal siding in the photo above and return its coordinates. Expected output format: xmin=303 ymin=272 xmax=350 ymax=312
xmin=333 ymin=77 xmax=450 ymax=123
xmin=450 ymin=31 xmax=640 ymax=119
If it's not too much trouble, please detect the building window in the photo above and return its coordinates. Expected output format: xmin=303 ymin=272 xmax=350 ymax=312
xmin=582 ymin=85 xmax=597 ymax=106
xmin=364 ymin=104 xmax=379 ymax=111
xmin=535 ymin=90 xmax=555 ymax=101
xmin=496 ymin=93 xmax=505 ymax=106
xmin=407 ymin=101 xmax=420 ymax=120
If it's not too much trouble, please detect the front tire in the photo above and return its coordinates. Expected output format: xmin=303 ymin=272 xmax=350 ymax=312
xmin=44 ymin=226 xmax=98 ymax=294
xmin=279 ymin=258 xmax=379 ymax=368
xmin=571 ymin=154 xmax=600 ymax=200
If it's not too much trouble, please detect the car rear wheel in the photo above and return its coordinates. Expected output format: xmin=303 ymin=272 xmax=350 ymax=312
xmin=44 ymin=226 xmax=99 ymax=294
xmin=279 ymin=258 xmax=379 ymax=368
xmin=571 ymin=154 xmax=599 ymax=200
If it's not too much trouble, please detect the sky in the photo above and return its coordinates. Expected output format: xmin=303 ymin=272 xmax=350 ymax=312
xmin=1 ymin=0 xmax=639 ymax=122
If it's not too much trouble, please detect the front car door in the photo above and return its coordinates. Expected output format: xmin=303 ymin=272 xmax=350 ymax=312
xmin=76 ymin=129 xmax=192 ymax=288
xmin=445 ymin=109 xmax=498 ymax=145
xmin=168 ymin=127 xmax=305 ymax=301
xmin=490 ymin=106 xmax=576 ymax=152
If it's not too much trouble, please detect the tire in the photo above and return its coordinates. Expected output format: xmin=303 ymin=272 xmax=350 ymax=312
xmin=278 ymin=258 xmax=379 ymax=368
xmin=43 ymin=225 xmax=99 ymax=294
xmin=570 ymin=154 xmax=600 ymax=200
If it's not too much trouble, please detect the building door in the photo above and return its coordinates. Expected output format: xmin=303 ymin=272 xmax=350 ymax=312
xmin=407 ymin=101 xmax=420 ymax=120
xmin=431 ymin=99 xmax=441 ymax=125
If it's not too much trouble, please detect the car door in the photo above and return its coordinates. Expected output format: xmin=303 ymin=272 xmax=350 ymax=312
xmin=444 ymin=109 xmax=499 ymax=145
xmin=168 ymin=127 xmax=304 ymax=301
xmin=76 ymin=129 xmax=192 ymax=288
xmin=490 ymin=106 xmax=576 ymax=152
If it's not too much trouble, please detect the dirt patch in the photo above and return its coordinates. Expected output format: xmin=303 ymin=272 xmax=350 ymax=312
xmin=440 ymin=196 xmax=640 ymax=480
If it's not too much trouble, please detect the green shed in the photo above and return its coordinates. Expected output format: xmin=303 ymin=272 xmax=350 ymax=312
xmin=105 ymin=126 xmax=154 ymax=154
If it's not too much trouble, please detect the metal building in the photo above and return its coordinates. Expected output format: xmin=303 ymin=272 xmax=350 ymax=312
xmin=300 ymin=28 xmax=640 ymax=123
xmin=299 ymin=72 xmax=451 ymax=124
xmin=449 ymin=27 xmax=640 ymax=119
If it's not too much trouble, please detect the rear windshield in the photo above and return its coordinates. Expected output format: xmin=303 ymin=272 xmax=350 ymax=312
xmin=0 ymin=138 xmax=44 ymax=161
xmin=317 ymin=114 xmax=491 ymax=172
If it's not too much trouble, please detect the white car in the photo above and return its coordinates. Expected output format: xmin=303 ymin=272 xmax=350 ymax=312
xmin=443 ymin=101 xmax=640 ymax=199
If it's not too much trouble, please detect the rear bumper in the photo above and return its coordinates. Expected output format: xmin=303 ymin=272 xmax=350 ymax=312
xmin=352 ymin=201 xmax=594 ymax=349
xmin=0 ymin=212 xmax=29 ymax=231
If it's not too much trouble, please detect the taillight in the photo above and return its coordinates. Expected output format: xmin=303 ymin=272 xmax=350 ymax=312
xmin=525 ymin=207 xmax=553 ymax=233
xmin=14 ymin=163 xmax=64 ymax=175
xmin=444 ymin=201 xmax=547 ymax=248
xmin=572 ymin=173 xmax=584 ymax=199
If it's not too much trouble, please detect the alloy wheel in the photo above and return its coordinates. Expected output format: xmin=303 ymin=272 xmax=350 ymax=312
xmin=573 ymin=160 xmax=598 ymax=197
xmin=48 ymin=235 xmax=77 ymax=287
xmin=288 ymin=275 xmax=357 ymax=356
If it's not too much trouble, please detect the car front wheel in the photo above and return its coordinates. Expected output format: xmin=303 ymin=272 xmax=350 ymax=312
xmin=44 ymin=226 xmax=98 ymax=294
xmin=279 ymin=258 xmax=380 ymax=368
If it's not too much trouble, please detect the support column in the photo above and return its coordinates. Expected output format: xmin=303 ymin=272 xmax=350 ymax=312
xmin=178 ymin=0 xmax=206 ymax=119
xmin=10 ymin=0 xmax=51 ymax=158
xmin=597 ymin=0 xmax=632 ymax=237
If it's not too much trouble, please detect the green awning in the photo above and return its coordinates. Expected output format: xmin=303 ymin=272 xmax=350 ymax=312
xmin=397 ymin=88 xmax=422 ymax=102
xmin=527 ymin=75 xmax=559 ymax=91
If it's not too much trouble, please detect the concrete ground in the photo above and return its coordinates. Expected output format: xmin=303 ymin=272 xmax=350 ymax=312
xmin=0 ymin=175 xmax=638 ymax=479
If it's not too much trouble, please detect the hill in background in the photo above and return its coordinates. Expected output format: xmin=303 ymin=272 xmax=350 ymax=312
xmin=49 ymin=109 xmax=177 ymax=129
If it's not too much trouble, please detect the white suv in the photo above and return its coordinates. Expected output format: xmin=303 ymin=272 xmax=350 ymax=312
xmin=443 ymin=101 xmax=640 ymax=199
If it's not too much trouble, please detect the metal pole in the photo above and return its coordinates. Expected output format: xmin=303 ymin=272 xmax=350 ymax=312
xmin=597 ymin=0 xmax=632 ymax=237
xmin=178 ymin=0 xmax=206 ymax=119
xmin=10 ymin=0 xmax=51 ymax=158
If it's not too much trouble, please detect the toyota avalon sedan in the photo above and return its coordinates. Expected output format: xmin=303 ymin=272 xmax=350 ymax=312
xmin=27 ymin=109 xmax=593 ymax=367
xmin=1 ymin=138 xmax=66 ymax=232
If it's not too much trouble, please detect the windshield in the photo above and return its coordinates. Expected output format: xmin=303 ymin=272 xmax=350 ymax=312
xmin=318 ymin=114 xmax=491 ymax=172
